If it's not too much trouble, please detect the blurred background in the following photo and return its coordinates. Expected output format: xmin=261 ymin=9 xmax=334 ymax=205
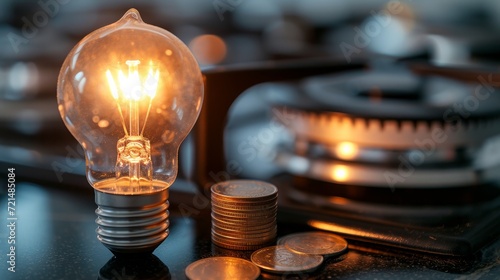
xmin=2 ymin=0 xmax=500 ymax=188
xmin=2 ymin=1 xmax=500 ymax=275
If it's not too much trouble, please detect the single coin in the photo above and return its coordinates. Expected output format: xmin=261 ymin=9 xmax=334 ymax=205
xmin=212 ymin=227 xmax=277 ymax=241
xmin=212 ymin=212 xmax=277 ymax=224
xmin=212 ymin=218 xmax=276 ymax=230
xmin=211 ymin=211 xmax=276 ymax=220
xmin=211 ymin=180 xmax=278 ymax=201
xmin=211 ymin=230 xmax=276 ymax=244
xmin=211 ymin=205 xmax=277 ymax=215
xmin=212 ymin=220 xmax=276 ymax=234
xmin=212 ymin=206 xmax=277 ymax=218
xmin=211 ymin=201 xmax=278 ymax=212
xmin=211 ymin=240 xmax=273 ymax=251
xmin=251 ymin=245 xmax=323 ymax=274
xmin=213 ymin=221 xmax=276 ymax=232
xmin=212 ymin=238 xmax=271 ymax=251
xmin=278 ymin=232 xmax=348 ymax=257
xmin=211 ymin=196 xmax=278 ymax=207
xmin=185 ymin=257 xmax=260 ymax=280
xmin=211 ymin=235 xmax=275 ymax=250
xmin=211 ymin=195 xmax=278 ymax=208
xmin=212 ymin=215 xmax=276 ymax=231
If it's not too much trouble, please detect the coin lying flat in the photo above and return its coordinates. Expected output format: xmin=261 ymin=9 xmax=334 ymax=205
xmin=185 ymin=257 xmax=260 ymax=280
xmin=211 ymin=180 xmax=278 ymax=201
xmin=251 ymin=245 xmax=323 ymax=274
xmin=278 ymin=232 xmax=348 ymax=257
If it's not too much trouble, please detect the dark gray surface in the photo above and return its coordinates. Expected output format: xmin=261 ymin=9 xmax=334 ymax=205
xmin=0 ymin=181 xmax=499 ymax=279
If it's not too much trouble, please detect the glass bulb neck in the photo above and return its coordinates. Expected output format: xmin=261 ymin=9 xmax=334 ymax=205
xmin=116 ymin=136 xmax=153 ymax=192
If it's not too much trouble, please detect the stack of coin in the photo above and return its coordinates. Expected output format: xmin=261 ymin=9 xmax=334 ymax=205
xmin=211 ymin=180 xmax=278 ymax=250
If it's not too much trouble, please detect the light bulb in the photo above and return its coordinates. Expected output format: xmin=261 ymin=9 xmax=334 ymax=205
xmin=57 ymin=8 xmax=203 ymax=254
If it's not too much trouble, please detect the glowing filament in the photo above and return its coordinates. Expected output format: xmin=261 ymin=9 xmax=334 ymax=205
xmin=105 ymin=60 xmax=159 ymax=191
xmin=105 ymin=60 xmax=159 ymax=136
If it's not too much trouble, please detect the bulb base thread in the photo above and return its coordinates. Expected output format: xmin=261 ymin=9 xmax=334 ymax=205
xmin=94 ymin=189 xmax=169 ymax=255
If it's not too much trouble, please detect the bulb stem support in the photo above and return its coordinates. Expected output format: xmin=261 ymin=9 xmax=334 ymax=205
xmin=94 ymin=188 xmax=169 ymax=255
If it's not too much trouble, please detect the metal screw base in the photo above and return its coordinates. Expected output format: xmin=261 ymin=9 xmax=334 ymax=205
xmin=94 ymin=189 xmax=169 ymax=255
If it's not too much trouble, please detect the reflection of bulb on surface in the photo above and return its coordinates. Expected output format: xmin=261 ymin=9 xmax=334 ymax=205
xmin=57 ymin=8 xmax=203 ymax=254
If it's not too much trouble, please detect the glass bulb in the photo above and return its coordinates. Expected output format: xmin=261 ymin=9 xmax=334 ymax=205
xmin=57 ymin=8 xmax=203 ymax=254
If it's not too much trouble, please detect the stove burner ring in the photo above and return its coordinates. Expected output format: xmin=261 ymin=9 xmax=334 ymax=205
xmin=276 ymin=70 xmax=500 ymax=149
xmin=293 ymin=139 xmax=472 ymax=165
xmin=273 ymin=69 xmax=500 ymax=189
xmin=274 ymin=148 xmax=500 ymax=188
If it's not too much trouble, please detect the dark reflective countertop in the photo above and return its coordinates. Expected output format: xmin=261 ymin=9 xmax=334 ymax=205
xmin=1 ymin=180 xmax=499 ymax=280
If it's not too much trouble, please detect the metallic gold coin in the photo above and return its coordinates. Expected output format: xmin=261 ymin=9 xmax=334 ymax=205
xmin=212 ymin=223 xmax=276 ymax=233
xmin=212 ymin=215 xmax=277 ymax=231
xmin=212 ymin=230 xmax=276 ymax=244
xmin=211 ymin=240 xmax=275 ymax=251
xmin=211 ymin=198 xmax=278 ymax=209
xmin=211 ymin=195 xmax=277 ymax=207
xmin=211 ymin=212 xmax=277 ymax=224
xmin=212 ymin=206 xmax=277 ymax=218
xmin=212 ymin=220 xmax=277 ymax=231
xmin=211 ymin=180 xmax=278 ymax=202
xmin=211 ymin=233 xmax=275 ymax=247
xmin=211 ymin=231 xmax=276 ymax=245
xmin=212 ymin=197 xmax=277 ymax=207
xmin=250 ymin=245 xmax=323 ymax=274
xmin=278 ymin=232 xmax=348 ymax=257
xmin=212 ymin=226 xmax=277 ymax=240
xmin=212 ymin=220 xmax=276 ymax=231
xmin=212 ymin=238 xmax=271 ymax=251
xmin=212 ymin=220 xmax=276 ymax=233
xmin=212 ymin=235 xmax=276 ymax=250
xmin=185 ymin=257 xmax=260 ymax=280
xmin=211 ymin=201 xmax=278 ymax=212
xmin=211 ymin=206 xmax=277 ymax=215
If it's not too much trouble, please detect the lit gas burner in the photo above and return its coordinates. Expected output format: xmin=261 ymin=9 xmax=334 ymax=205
xmin=275 ymin=67 xmax=500 ymax=188
xmin=271 ymin=66 xmax=500 ymax=255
